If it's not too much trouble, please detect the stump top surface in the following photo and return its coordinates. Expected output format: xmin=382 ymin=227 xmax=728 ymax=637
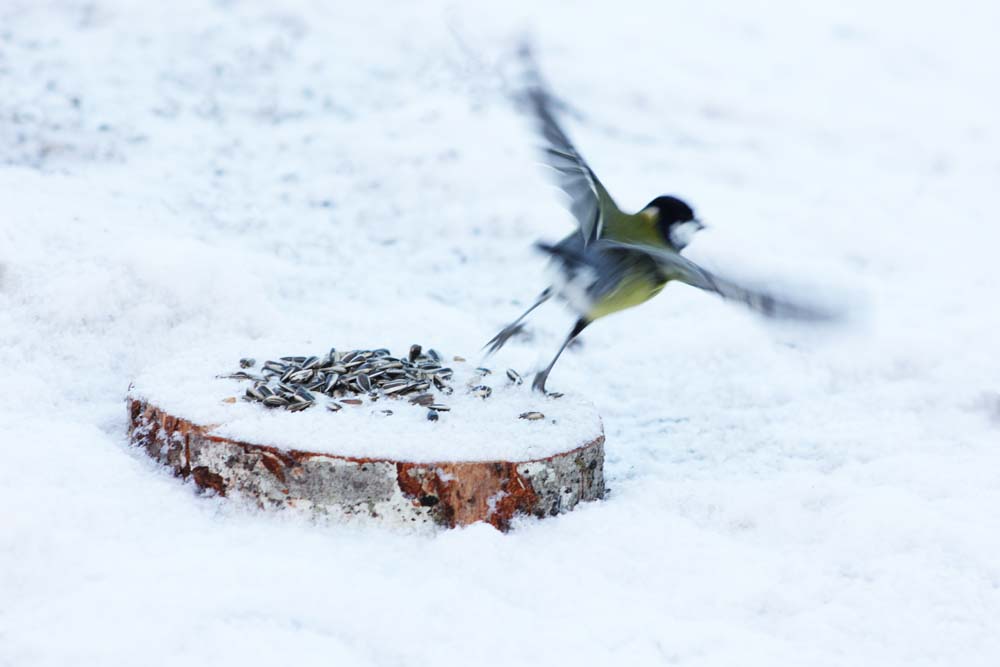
xmin=130 ymin=349 xmax=602 ymax=463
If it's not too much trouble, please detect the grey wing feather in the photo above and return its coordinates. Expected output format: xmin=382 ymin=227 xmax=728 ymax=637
xmin=525 ymin=87 xmax=612 ymax=244
xmin=594 ymin=240 xmax=838 ymax=322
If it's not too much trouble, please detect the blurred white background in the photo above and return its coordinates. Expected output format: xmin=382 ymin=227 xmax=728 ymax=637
xmin=1 ymin=1 xmax=999 ymax=665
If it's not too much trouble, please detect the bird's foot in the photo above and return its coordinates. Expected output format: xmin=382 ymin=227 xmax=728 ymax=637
xmin=531 ymin=371 xmax=549 ymax=393
xmin=483 ymin=323 xmax=526 ymax=356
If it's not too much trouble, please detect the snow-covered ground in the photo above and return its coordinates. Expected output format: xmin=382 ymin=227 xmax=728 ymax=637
xmin=2 ymin=1 xmax=1000 ymax=664
xmin=129 ymin=350 xmax=603 ymax=461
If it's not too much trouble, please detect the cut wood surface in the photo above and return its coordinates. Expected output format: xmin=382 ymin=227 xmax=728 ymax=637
xmin=127 ymin=396 xmax=605 ymax=530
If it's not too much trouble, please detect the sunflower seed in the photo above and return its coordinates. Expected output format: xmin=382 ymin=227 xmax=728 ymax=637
xmin=474 ymin=367 xmax=492 ymax=376
xmin=409 ymin=393 xmax=435 ymax=406
xmin=289 ymin=369 xmax=314 ymax=383
xmin=220 ymin=371 xmax=256 ymax=380
xmin=428 ymin=403 xmax=450 ymax=412
xmin=379 ymin=409 xmax=394 ymax=416
xmin=235 ymin=345 xmax=467 ymax=415
xmin=506 ymin=369 xmax=523 ymax=385
xmin=382 ymin=379 xmax=411 ymax=394
xmin=519 ymin=411 xmax=544 ymax=420
xmin=471 ymin=385 xmax=492 ymax=399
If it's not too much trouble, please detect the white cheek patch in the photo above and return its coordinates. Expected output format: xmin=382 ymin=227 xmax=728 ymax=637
xmin=670 ymin=221 xmax=702 ymax=249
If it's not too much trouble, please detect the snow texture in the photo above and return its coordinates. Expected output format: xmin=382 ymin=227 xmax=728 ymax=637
xmin=2 ymin=1 xmax=1000 ymax=665
xmin=130 ymin=348 xmax=601 ymax=461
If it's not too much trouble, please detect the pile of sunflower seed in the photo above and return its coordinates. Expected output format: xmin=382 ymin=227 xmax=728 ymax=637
xmin=222 ymin=344 xmax=515 ymax=421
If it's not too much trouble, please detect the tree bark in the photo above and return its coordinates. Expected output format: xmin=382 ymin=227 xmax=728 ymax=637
xmin=127 ymin=397 xmax=605 ymax=531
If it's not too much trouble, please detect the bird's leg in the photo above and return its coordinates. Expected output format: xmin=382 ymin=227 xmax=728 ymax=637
xmin=532 ymin=318 xmax=589 ymax=393
xmin=483 ymin=287 xmax=553 ymax=356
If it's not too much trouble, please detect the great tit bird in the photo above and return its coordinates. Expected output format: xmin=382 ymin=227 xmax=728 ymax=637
xmin=485 ymin=81 xmax=835 ymax=393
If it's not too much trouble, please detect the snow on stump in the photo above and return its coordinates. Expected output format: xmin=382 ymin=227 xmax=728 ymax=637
xmin=127 ymin=348 xmax=605 ymax=530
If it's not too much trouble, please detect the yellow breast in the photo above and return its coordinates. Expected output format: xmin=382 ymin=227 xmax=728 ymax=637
xmin=586 ymin=272 xmax=667 ymax=321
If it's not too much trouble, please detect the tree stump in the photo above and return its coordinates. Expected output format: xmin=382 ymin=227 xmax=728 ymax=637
xmin=126 ymin=355 xmax=605 ymax=530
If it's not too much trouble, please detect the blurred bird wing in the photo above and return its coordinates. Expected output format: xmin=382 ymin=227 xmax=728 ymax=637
xmin=526 ymin=87 xmax=619 ymax=245
xmin=593 ymin=240 xmax=839 ymax=322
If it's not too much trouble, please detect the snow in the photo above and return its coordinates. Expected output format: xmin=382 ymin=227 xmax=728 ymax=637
xmin=2 ymin=0 xmax=1000 ymax=665
xmin=129 ymin=348 xmax=601 ymax=461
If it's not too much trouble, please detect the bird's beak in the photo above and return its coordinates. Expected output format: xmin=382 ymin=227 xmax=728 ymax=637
xmin=694 ymin=218 xmax=707 ymax=231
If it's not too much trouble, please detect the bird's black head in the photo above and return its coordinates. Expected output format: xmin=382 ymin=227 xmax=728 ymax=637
xmin=642 ymin=195 xmax=703 ymax=250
